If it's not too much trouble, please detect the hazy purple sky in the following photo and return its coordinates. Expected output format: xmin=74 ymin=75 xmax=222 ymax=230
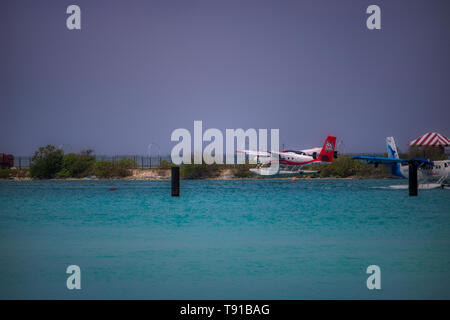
xmin=1 ymin=0 xmax=449 ymax=155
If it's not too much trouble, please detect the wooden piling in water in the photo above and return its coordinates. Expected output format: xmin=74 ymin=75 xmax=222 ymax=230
xmin=171 ymin=166 xmax=180 ymax=196
xmin=409 ymin=161 xmax=418 ymax=196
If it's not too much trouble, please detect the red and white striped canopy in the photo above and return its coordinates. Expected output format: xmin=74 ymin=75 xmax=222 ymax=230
xmin=409 ymin=132 xmax=450 ymax=146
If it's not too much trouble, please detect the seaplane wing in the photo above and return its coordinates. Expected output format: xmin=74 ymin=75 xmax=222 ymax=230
xmin=353 ymin=137 xmax=434 ymax=167
xmin=352 ymin=156 xmax=409 ymax=165
xmin=352 ymin=156 xmax=433 ymax=166
xmin=236 ymin=150 xmax=272 ymax=157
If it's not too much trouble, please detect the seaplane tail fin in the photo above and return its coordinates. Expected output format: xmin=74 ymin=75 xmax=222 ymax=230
xmin=386 ymin=137 xmax=399 ymax=159
xmin=386 ymin=136 xmax=402 ymax=177
xmin=318 ymin=136 xmax=337 ymax=162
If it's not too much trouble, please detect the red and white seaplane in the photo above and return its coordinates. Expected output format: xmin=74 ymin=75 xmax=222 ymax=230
xmin=237 ymin=136 xmax=337 ymax=176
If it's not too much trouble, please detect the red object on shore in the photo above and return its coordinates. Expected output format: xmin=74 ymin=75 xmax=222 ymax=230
xmin=0 ymin=154 xmax=14 ymax=169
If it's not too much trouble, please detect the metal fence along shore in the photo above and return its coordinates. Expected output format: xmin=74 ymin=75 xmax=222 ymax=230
xmin=10 ymin=153 xmax=393 ymax=169
xmin=12 ymin=155 xmax=173 ymax=169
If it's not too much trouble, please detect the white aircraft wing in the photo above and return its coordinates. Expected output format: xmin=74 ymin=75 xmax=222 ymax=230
xmin=236 ymin=150 xmax=272 ymax=157
xmin=300 ymin=147 xmax=321 ymax=154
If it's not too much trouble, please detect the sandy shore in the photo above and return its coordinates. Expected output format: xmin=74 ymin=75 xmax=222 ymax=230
xmin=1 ymin=168 xmax=389 ymax=181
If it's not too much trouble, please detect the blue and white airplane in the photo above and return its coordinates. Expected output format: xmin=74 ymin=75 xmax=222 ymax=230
xmin=353 ymin=137 xmax=450 ymax=183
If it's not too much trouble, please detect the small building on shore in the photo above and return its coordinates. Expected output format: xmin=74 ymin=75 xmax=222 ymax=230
xmin=409 ymin=132 xmax=450 ymax=160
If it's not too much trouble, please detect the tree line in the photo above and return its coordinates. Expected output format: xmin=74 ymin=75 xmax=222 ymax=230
xmin=28 ymin=145 xmax=137 ymax=179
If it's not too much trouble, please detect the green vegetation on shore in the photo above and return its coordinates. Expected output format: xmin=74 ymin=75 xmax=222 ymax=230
xmin=26 ymin=145 xmax=137 ymax=179
xmin=309 ymin=156 xmax=390 ymax=178
xmin=29 ymin=145 xmax=64 ymax=179
xmin=93 ymin=159 xmax=136 ymax=178
xmin=178 ymin=163 xmax=254 ymax=179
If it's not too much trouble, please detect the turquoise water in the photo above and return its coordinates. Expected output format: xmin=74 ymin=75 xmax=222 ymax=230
xmin=0 ymin=179 xmax=449 ymax=299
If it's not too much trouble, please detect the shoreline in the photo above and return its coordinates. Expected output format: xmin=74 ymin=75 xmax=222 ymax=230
xmin=1 ymin=176 xmax=394 ymax=181
xmin=0 ymin=166 xmax=392 ymax=181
